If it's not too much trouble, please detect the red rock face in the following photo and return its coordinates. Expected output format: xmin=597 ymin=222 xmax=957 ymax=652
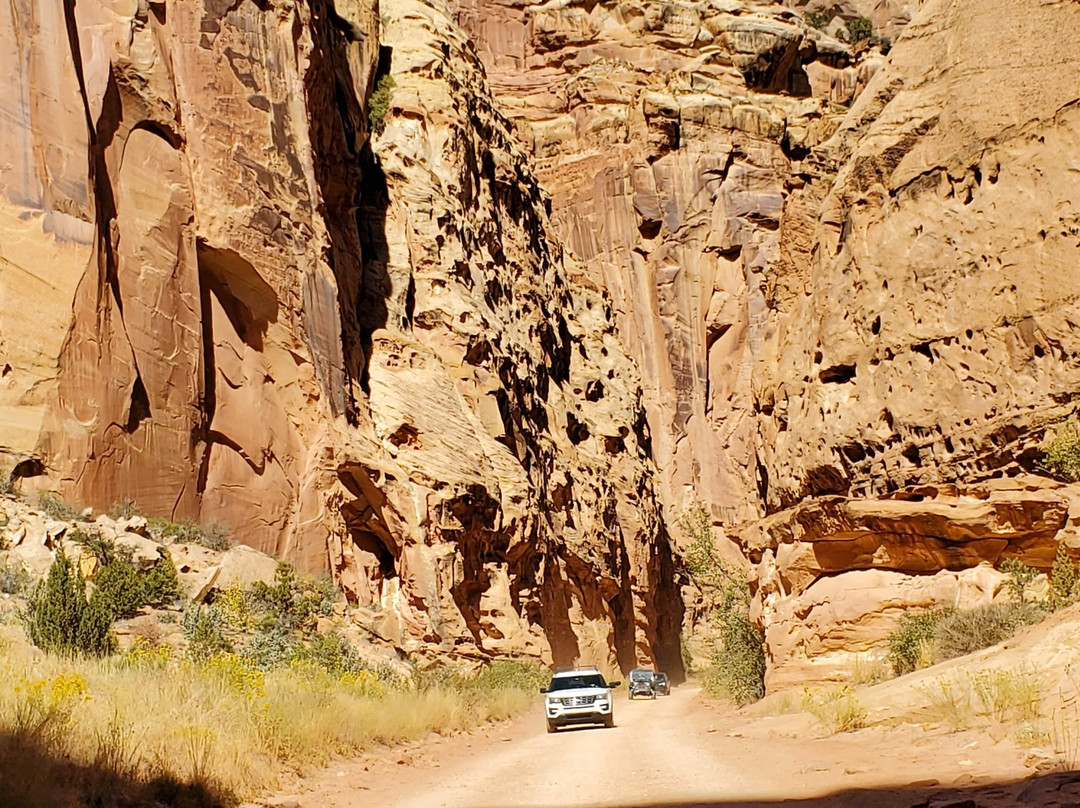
xmin=0 ymin=0 xmax=683 ymax=674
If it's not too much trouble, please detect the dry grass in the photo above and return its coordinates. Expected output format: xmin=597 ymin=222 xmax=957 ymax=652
xmin=0 ymin=635 xmax=538 ymax=805
xmin=851 ymin=654 xmax=892 ymax=686
xmin=801 ymin=686 xmax=867 ymax=734
xmin=916 ymin=668 xmax=1043 ymax=733
xmin=916 ymin=675 xmax=975 ymax=730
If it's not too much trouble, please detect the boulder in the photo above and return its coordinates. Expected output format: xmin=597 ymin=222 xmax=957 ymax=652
xmin=214 ymin=545 xmax=279 ymax=591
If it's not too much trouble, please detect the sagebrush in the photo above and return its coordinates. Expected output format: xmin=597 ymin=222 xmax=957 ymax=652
xmin=888 ymin=603 xmax=1043 ymax=676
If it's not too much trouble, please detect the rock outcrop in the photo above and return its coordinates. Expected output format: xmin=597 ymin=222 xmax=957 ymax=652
xmin=0 ymin=0 xmax=682 ymax=674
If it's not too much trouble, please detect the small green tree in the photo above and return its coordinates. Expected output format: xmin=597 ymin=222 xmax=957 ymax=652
xmin=182 ymin=605 xmax=232 ymax=661
xmin=1041 ymin=417 xmax=1080 ymax=482
xmin=679 ymin=504 xmax=765 ymax=705
xmin=805 ymin=11 xmax=830 ymax=30
xmin=845 ymin=17 xmax=874 ymax=45
xmin=1000 ymin=557 xmax=1040 ymax=605
xmin=1049 ymin=542 xmax=1080 ymax=611
xmin=368 ymin=74 xmax=396 ymax=133
xmin=23 ymin=550 xmax=114 ymax=657
xmin=143 ymin=552 xmax=184 ymax=606
xmin=91 ymin=560 xmax=145 ymax=621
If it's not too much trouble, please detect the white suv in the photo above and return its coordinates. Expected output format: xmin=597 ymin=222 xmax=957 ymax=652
xmin=540 ymin=668 xmax=621 ymax=732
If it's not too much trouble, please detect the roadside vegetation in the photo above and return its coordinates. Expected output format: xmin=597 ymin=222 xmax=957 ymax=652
xmin=0 ymin=636 xmax=545 ymax=806
xmin=0 ymin=492 xmax=547 ymax=806
xmin=888 ymin=541 xmax=1080 ymax=677
xmin=680 ymin=504 xmax=766 ymax=706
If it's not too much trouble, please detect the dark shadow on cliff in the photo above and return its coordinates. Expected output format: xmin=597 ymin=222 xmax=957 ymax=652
xmin=305 ymin=5 xmax=394 ymax=416
xmin=517 ymin=770 xmax=1080 ymax=808
xmin=0 ymin=730 xmax=231 ymax=808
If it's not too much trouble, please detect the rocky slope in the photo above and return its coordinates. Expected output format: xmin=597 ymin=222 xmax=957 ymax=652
xmin=0 ymin=0 xmax=681 ymax=673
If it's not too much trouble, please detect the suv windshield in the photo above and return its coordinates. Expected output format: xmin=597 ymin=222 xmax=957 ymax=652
xmin=629 ymin=670 xmax=653 ymax=681
xmin=548 ymin=674 xmax=607 ymax=691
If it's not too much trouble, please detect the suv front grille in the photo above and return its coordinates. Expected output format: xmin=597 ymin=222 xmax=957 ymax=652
xmin=559 ymin=695 xmax=596 ymax=706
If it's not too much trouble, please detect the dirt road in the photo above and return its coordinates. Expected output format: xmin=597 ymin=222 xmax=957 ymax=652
xmin=276 ymin=682 xmax=1062 ymax=808
xmin=385 ymin=687 xmax=773 ymax=808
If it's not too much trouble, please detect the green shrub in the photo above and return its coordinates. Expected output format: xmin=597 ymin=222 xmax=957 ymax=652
xmin=294 ymin=631 xmax=366 ymax=676
xmin=91 ymin=561 xmax=145 ymax=621
xmin=1049 ymin=542 xmax=1080 ymax=611
xmin=241 ymin=627 xmax=298 ymax=671
xmin=250 ymin=563 xmax=337 ymax=633
xmin=182 ymin=605 xmax=232 ymax=661
xmin=931 ymin=603 xmax=1043 ymax=663
xmin=0 ymin=562 xmax=32 ymax=595
xmin=36 ymin=491 xmax=84 ymax=522
xmin=147 ymin=517 xmax=234 ymax=552
xmin=22 ymin=550 xmax=114 ymax=657
xmin=679 ymin=503 xmax=765 ymax=705
xmin=368 ymin=74 xmax=396 ymax=133
xmin=845 ymin=16 xmax=874 ymax=44
xmin=888 ymin=610 xmax=947 ymax=675
xmin=89 ymin=551 xmax=182 ymax=622
xmin=805 ymin=11 xmax=830 ymax=30
xmin=69 ymin=527 xmax=121 ymax=566
xmin=469 ymin=660 xmax=549 ymax=693
xmin=1041 ymin=417 xmax=1080 ymax=481
xmin=710 ymin=608 xmax=766 ymax=705
xmin=143 ymin=552 xmax=183 ymax=606
xmin=0 ymin=468 xmax=13 ymax=496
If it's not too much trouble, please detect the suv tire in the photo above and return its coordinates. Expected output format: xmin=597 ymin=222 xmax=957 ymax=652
xmin=546 ymin=720 xmax=558 ymax=734
xmin=603 ymin=714 xmax=615 ymax=729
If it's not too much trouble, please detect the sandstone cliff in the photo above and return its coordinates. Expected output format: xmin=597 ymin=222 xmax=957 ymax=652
xmin=450 ymin=0 xmax=1080 ymax=685
xmin=749 ymin=0 xmax=1080 ymax=682
xmin=0 ymin=0 xmax=681 ymax=673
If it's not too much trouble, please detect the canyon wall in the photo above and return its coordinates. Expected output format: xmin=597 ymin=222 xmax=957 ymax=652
xmin=451 ymin=0 xmax=1080 ymax=685
xmin=0 ymin=0 xmax=682 ymax=673
xmin=5 ymin=0 xmax=1080 ymax=687
xmin=748 ymin=0 xmax=1080 ymax=684
xmin=451 ymin=0 xmax=865 ymax=530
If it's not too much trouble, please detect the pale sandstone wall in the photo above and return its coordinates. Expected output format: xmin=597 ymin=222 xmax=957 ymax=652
xmin=0 ymin=0 xmax=682 ymax=673
xmin=452 ymin=0 xmax=1080 ymax=686
xmin=745 ymin=0 xmax=1080 ymax=683
xmin=451 ymin=0 xmax=865 ymax=532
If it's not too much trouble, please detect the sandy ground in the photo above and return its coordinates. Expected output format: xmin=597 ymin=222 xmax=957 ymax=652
xmin=262 ymin=685 xmax=1080 ymax=808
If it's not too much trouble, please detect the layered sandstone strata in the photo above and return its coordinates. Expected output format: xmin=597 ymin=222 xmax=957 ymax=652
xmin=0 ymin=0 xmax=681 ymax=672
